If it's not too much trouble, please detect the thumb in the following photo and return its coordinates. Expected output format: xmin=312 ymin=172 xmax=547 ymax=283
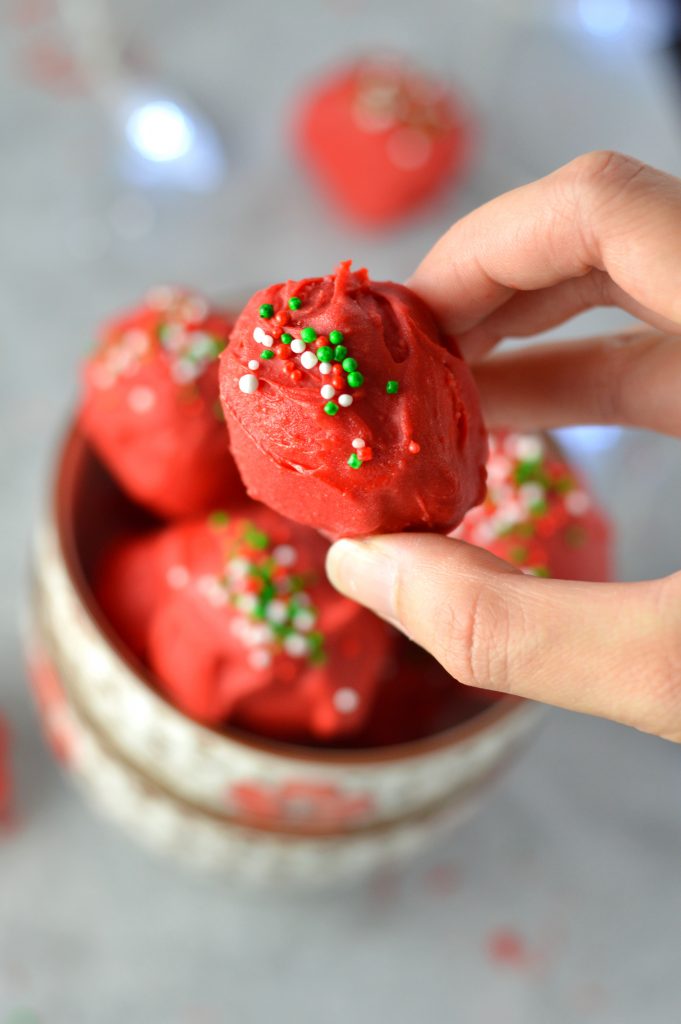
xmin=325 ymin=534 xmax=681 ymax=741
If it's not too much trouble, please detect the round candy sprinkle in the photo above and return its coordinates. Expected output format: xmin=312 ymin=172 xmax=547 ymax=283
xmin=238 ymin=373 xmax=259 ymax=394
xmin=352 ymin=437 xmax=366 ymax=449
xmin=284 ymin=634 xmax=309 ymax=657
xmin=338 ymin=393 xmax=353 ymax=407
xmin=408 ymin=440 xmax=421 ymax=454
xmin=301 ymin=327 xmax=317 ymax=342
xmin=329 ymin=330 xmax=344 ymax=345
xmin=300 ymin=350 xmax=319 ymax=370
xmin=386 ymin=380 xmax=399 ymax=394
xmin=317 ymin=345 xmax=333 ymax=362
xmin=342 ymin=357 xmax=358 ymax=372
xmin=280 ymin=332 xmax=293 ymax=344
xmin=253 ymin=326 xmax=272 ymax=345
xmin=291 ymin=339 xmax=306 ymax=354
xmin=247 ymin=359 xmax=259 ymax=370
xmin=288 ymin=296 xmax=302 ymax=310
xmin=347 ymin=453 xmax=362 ymax=469
xmin=276 ymin=344 xmax=292 ymax=359
xmin=334 ymin=687 xmax=359 ymax=714
xmin=320 ymin=384 xmax=336 ymax=399
xmin=319 ymin=362 xmax=333 ymax=375
xmin=347 ymin=371 xmax=364 ymax=388
xmin=359 ymin=447 xmax=373 ymax=462
xmin=333 ymin=344 xmax=347 ymax=361
xmin=259 ymin=303 xmax=274 ymax=319
xmin=260 ymin=349 xmax=274 ymax=360
xmin=324 ymin=401 xmax=339 ymax=416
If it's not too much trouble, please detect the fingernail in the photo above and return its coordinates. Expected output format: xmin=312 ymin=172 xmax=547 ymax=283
xmin=326 ymin=539 xmax=400 ymax=628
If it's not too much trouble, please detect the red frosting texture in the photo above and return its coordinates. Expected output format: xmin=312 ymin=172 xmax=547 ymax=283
xmin=80 ymin=287 xmax=245 ymax=519
xmin=94 ymin=508 xmax=393 ymax=743
xmin=296 ymin=58 xmax=470 ymax=226
xmin=220 ymin=263 xmax=487 ymax=539
xmin=454 ymin=431 xmax=612 ymax=582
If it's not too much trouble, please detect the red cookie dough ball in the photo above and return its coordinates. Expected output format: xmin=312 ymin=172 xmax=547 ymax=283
xmin=296 ymin=57 xmax=471 ymax=227
xmin=80 ymin=286 xmax=246 ymax=519
xmin=220 ymin=262 xmax=487 ymax=540
xmin=454 ymin=432 xmax=612 ymax=582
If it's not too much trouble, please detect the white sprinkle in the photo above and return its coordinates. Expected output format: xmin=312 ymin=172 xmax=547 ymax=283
xmin=519 ymin=482 xmax=545 ymax=509
xmin=121 ymin=328 xmax=148 ymax=357
xmin=128 ymin=386 xmax=156 ymax=414
xmin=338 ymin=393 xmax=353 ymax=408
xmin=293 ymin=609 xmax=316 ymax=632
xmin=249 ymin=649 xmax=272 ymax=670
xmin=91 ymin=365 xmax=114 ymax=389
xmin=320 ymin=384 xmax=336 ymax=400
xmin=172 ymin=359 xmax=200 ymax=384
xmin=227 ymin=557 xmax=250 ymax=580
xmin=514 ymin=434 xmax=545 ymax=462
xmin=333 ymin=687 xmax=359 ymax=714
xmin=273 ymin=544 xmax=296 ymax=567
xmin=183 ymin=295 xmax=209 ymax=323
xmin=296 ymin=592 xmax=312 ymax=607
xmin=319 ymin=362 xmax=332 ymax=375
xmin=565 ymin=490 xmax=591 ymax=516
xmin=166 ymin=565 xmax=189 ymax=589
xmin=266 ymin=599 xmax=289 ymax=625
xmin=247 ymin=359 xmax=259 ymax=371
xmin=284 ymin=633 xmax=309 ymax=658
xmin=190 ymin=332 xmax=216 ymax=360
xmin=145 ymin=284 xmax=176 ymax=310
xmin=238 ymin=373 xmax=259 ymax=394
xmin=251 ymin=623 xmax=274 ymax=646
xmin=351 ymin=437 xmax=366 ymax=449
xmin=301 ymin=350 xmax=318 ymax=370
xmin=291 ymin=339 xmax=306 ymax=354
xmin=253 ymin=326 xmax=272 ymax=345
xmin=196 ymin=575 xmax=228 ymax=607
xmin=238 ymin=593 xmax=258 ymax=614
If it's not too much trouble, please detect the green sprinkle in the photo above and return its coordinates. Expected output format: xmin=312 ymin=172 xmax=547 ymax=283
xmin=333 ymin=344 xmax=347 ymax=361
xmin=347 ymin=371 xmax=364 ymax=388
xmin=317 ymin=345 xmax=333 ymax=362
xmin=260 ymin=349 xmax=274 ymax=359
xmin=386 ymin=380 xmax=399 ymax=394
xmin=324 ymin=401 xmax=339 ymax=416
xmin=209 ymin=510 xmax=230 ymax=527
xmin=301 ymin=326 xmax=317 ymax=342
xmin=347 ymin=453 xmax=362 ymax=469
xmin=342 ymin=357 xmax=357 ymax=372
xmin=259 ymin=303 xmax=274 ymax=319
xmin=245 ymin=526 xmax=269 ymax=550
xmin=280 ymin=332 xmax=293 ymax=345
xmin=288 ymin=296 xmax=302 ymax=310
xmin=529 ymin=565 xmax=551 ymax=577
xmin=329 ymin=330 xmax=344 ymax=345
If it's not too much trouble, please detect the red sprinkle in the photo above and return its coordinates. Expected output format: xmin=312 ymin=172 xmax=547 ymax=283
xmin=276 ymin=344 xmax=292 ymax=359
xmin=290 ymin=369 xmax=303 ymax=383
xmin=358 ymin=447 xmax=373 ymax=462
xmin=273 ymin=310 xmax=290 ymax=326
xmin=408 ymin=440 xmax=421 ymax=454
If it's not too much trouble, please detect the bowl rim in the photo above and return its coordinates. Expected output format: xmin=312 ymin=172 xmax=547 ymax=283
xmin=53 ymin=422 xmax=529 ymax=766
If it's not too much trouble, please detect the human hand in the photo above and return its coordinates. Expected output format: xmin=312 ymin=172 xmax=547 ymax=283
xmin=326 ymin=152 xmax=681 ymax=741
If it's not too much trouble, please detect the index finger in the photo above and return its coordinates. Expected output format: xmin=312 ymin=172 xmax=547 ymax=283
xmin=407 ymin=151 xmax=681 ymax=341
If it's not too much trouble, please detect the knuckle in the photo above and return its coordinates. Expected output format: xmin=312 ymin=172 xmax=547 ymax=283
xmin=436 ymin=578 xmax=517 ymax=691
xmin=570 ymin=150 xmax=647 ymax=197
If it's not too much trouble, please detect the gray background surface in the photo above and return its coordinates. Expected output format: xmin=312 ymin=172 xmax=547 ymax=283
xmin=2 ymin=1 xmax=681 ymax=1021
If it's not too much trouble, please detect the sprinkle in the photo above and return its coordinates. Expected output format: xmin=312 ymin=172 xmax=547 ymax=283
xmin=280 ymin=332 xmax=293 ymax=344
xmin=127 ymin=386 xmax=155 ymax=414
xmin=352 ymin=437 xmax=366 ymax=449
xmin=259 ymin=303 xmax=274 ymax=319
xmin=386 ymin=380 xmax=399 ymax=394
xmin=348 ymin=453 xmax=362 ymax=469
xmin=333 ymin=344 xmax=348 ymax=361
xmin=338 ymin=393 xmax=353 ymax=407
xmin=276 ymin=344 xmax=292 ymax=359
xmin=288 ymin=296 xmax=302 ymax=310
xmin=565 ymin=490 xmax=591 ymax=516
xmin=320 ymin=384 xmax=336 ymax=399
xmin=290 ymin=369 xmax=302 ymax=382
xmin=247 ymin=359 xmax=259 ymax=371
xmin=301 ymin=327 xmax=317 ymax=342
xmin=358 ymin=447 xmax=373 ymax=462
xmin=408 ymin=440 xmax=421 ymax=454
xmin=273 ymin=310 xmax=290 ymax=326
xmin=166 ymin=565 xmax=189 ymax=589
xmin=319 ymin=362 xmax=333 ymax=375
xmin=347 ymin=371 xmax=364 ymax=388
xmin=513 ymin=434 xmax=545 ymax=462
xmin=324 ymin=401 xmax=339 ymax=416
xmin=293 ymin=609 xmax=316 ymax=632
xmin=209 ymin=510 xmax=230 ymax=527
xmin=249 ymin=650 xmax=272 ymax=670
xmin=329 ymin=329 xmax=344 ymax=345
xmin=342 ymin=357 xmax=358 ymax=372
xmin=266 ymin=599 xmax=289 ymax=624
xmin=260 ymin=349 xmax=274 ymax=360
xmin=253 ymin=326 xmax=273 ymax=345
xmin=300 ymin=350 xmax=319 ymax=369
xmin=284 ymin=633 xmax=309 ymax=657
xmin=291 ymin=339 xmax=306 ymax=354
xmin=272 ymin=544 xmax=296 ymax=567
xmin=317 ymin=345 xmax=333 ymax=362
xmin=334 ymin=687 xmax=359 ymax=714
xmin=238 ymin=373 xmax=259 ymax=394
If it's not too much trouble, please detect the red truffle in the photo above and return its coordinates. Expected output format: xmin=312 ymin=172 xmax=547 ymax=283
xmin=454 ymin=431 xmax=612 ymax=582
xmin=296 ymin=57 xmax=470 ymax=227
xmin=80 ymin=286 xmax=245 ymax=519
xmin=220 ymin=262 xmax=487 ymax=540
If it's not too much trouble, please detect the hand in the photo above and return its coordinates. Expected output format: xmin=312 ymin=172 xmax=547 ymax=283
xmin=326 ymin=151 xmax=681 ymax=742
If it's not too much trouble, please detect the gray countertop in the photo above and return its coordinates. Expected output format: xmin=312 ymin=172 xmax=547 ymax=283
xmin=2 ymin=1 xmax=681 ymax=1021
